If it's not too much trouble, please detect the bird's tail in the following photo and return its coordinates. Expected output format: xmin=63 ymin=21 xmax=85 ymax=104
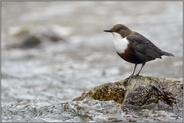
xmin=162 ymin=51 xmax=175 ymax=57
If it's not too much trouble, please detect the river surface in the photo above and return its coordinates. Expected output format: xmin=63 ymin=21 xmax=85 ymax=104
xmin=2 ymin=1 xmax=183 ymax=122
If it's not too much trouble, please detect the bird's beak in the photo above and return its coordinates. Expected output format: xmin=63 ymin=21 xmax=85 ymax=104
xmin=104 ymin=30 xmax=112 ymax=32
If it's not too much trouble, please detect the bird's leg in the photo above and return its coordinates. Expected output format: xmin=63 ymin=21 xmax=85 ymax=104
xmin=135 ymin=63 xmax=145 ymax=76
xmin=127 ymin=64 xmax=137 ymax=79
xmin=131 ymin=64 xmax=137 ymax=76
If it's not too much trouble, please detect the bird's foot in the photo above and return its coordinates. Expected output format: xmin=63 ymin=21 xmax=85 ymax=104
xmin=134 ymin=74 xmax=140 ymax=77
xmin=125 ymin=74 xmax=134 ymax=80
xmin=125 ymin=74 xmax=140 ymax=80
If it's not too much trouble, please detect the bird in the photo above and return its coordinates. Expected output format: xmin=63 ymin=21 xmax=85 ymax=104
xmin=104 ymin=24 xmax=175 ymax=78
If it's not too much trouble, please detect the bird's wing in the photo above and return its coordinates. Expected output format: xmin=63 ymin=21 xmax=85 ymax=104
xmin=127 ymin=32 xmax=162 ymax=59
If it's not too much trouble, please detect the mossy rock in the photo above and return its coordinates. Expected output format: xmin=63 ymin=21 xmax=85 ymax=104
xmin=74 ymin=76 xmax=183 ymax=109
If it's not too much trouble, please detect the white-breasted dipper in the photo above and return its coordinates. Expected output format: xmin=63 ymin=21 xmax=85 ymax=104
xmin=104 ymin=24 xmax=175 ymax=77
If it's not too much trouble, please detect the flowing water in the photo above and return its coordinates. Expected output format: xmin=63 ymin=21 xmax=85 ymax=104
xmin=2 ymin=1 xmax=183 ymax=122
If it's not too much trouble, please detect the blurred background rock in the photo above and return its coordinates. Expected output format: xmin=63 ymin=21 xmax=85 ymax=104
xmin=2 ymin=1 xmax=183 ymax=122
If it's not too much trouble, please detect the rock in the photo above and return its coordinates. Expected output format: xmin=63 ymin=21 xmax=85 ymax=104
xmin=5 ymin=24 xmax=70 ymax=49
xmin=74 ymin=76 xmax=183 ymax=111
xmin=2 ymin=76 xmax=183 ymax=122
xmin=15 ymin=34 xmax=41 ymax=48
xmin=3 ymin=99 xmax=182 ymax=122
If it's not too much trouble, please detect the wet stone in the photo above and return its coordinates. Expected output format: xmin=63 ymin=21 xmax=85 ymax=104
xmin=74 ymin=76 xmax=183 ymax=112
xmin=5 ymin=24 xmax=67 ymax=49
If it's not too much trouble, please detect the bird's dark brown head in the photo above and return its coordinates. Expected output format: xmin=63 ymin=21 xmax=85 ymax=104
xmin=104 ymin=24 xmax=132 ymax=38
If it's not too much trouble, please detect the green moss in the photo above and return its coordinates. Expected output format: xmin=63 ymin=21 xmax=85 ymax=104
xmin=73 ymin=76 xmax=182 ymax=107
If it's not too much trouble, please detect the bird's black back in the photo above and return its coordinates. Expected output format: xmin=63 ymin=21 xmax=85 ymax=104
xmin=127 ymin=32 xmax=163 ymax=62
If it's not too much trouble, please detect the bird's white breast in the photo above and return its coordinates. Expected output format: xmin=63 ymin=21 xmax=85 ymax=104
xmin=112 ymin=32 xmax=129 ymax=54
